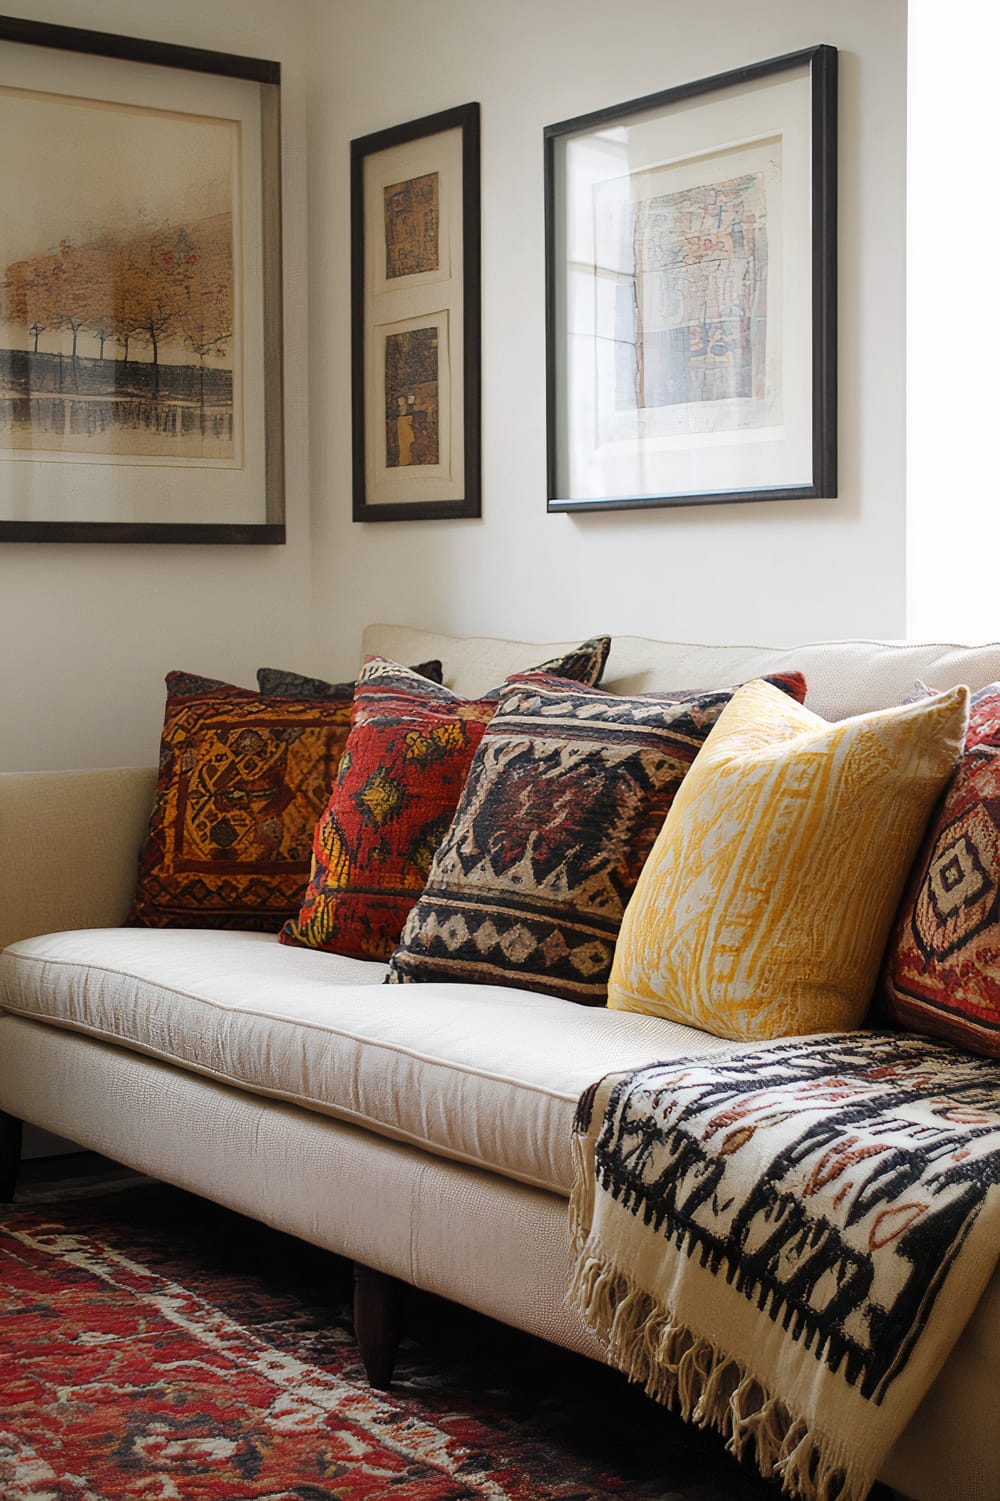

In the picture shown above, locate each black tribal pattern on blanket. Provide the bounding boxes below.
[575,1032,1000,1404]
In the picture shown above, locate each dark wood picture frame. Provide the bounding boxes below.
[545,45,837,513]
[351,103,481,522]
[0,13,284,544]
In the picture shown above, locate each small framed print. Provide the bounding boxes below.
[545,46,837,512]
[0,13,284,543]
[351,103,481,522]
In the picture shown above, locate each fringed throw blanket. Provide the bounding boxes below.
[569,1033,1000,1501]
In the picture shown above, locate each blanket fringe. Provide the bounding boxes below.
[568,1249,869,1501]
[569,1130,595,1257]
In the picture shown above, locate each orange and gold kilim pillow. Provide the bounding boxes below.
[126,673,353,931]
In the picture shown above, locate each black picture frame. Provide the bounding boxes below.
[351,103,481,522]
[545,45,837,513]
[0,13,284,544]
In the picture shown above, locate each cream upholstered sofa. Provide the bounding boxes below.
[2,623,999,1501]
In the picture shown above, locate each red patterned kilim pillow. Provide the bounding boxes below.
[279,659,501,960]
[126,673,352,931]
[387,670,807,1004]
[883,682,1000,1056]
[279,640,611,962]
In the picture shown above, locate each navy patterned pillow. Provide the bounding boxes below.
[257,660,443,699]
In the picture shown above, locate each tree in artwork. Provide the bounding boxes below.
[1,214,234,455]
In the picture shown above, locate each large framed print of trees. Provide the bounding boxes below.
[0,14,284,543]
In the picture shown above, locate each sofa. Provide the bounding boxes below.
[1,622,998,1501]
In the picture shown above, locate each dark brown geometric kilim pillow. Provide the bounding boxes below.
[387,669,807,1004]
[476,636,612,699]
[125,672,353,931]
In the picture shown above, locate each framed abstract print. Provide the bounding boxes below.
[0,14,284,543]
[545,46,837,512]
[351,103,481,522]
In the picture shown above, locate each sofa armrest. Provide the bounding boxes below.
[0,766,157,952]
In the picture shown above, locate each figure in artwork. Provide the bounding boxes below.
[384,327,439,467]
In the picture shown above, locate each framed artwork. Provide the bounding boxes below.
[351,103,481,522]
[0,14,284,543]
[545,45,837,512]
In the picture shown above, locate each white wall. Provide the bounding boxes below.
[307,0,908,658]
[0,0,312,771]
[907,0,997,642]
[0,0,908,776]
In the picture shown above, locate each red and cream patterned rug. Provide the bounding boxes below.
[0,1173,783,1500]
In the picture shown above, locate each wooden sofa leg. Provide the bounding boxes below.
[0,1111,23,1202]
[353,1261,404,1389]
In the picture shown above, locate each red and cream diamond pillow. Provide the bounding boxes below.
[883,681,1000,1056]
[386,670,807,1004]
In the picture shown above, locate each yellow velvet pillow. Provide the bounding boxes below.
[607,678,969,1039]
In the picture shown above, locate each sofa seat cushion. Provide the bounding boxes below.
[0,928,733,1194]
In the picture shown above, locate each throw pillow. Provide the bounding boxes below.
[276,661,497,961]
[126,673,353,931]
[279,639,613,962]
[882,681,1000,1056]
[478,636,612,699]
[608,678,969,1039]
[386,670,808,1004]
[163,669,234,697]
[256,660,443,699]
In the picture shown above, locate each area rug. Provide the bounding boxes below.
[0,1174,783,1501]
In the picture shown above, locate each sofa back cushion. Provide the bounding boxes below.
[362,624,1000,722]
